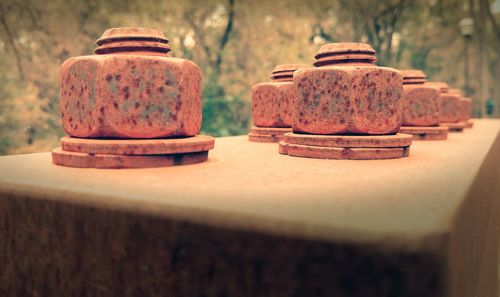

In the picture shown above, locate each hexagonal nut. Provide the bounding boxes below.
[459,98,472,121]
[252,82,294,127]
[402,85,440,126]
[438,94,461,123]
[60,55,202,138]
[293,66,402,134]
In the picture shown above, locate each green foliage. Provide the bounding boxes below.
[0,0,499,155]
[201,81,250,137]
[0,69,20,154]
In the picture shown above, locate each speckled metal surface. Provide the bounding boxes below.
[252,64,308,128]
[399,70,448,140]
[60,135,214,155]
[55,27,212,168]
[399,126,449,141]
[458,97,472,122]
[60,27,202,139]
[51,147,208,169]
[279,141,410,160]
[283,132,412,148]
[440,122,466,132]
[1,120,500,296]
[425,82,461,124]
[248,126,291,143]
[400,70,440,127]
[281,43,407,159]
[293,43,403,135]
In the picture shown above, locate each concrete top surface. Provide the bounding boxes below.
[0,119,499,251]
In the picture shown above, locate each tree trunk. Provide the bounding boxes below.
[494,59,500,117]
[476,0,489,117]
[482,0,500,117]
[0,3,24,81]
[213,0,235,81]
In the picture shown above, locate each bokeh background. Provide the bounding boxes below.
[0,0,499,155]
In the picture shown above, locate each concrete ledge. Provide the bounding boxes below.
[0,119,499,296]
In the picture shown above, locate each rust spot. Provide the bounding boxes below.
[123,86,130,99]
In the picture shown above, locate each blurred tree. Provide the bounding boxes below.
[308,0,419,66]
[482,0,500,117]
[0,0,498,155]
[179,0,251,136]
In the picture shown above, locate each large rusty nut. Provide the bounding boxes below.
[402,86,440,126]
[438,93,461,123]
[60,28,202,139]
[251,64,307,128]
[252,83,294,127]
[459,98,472,121]
[293,66,403,135]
